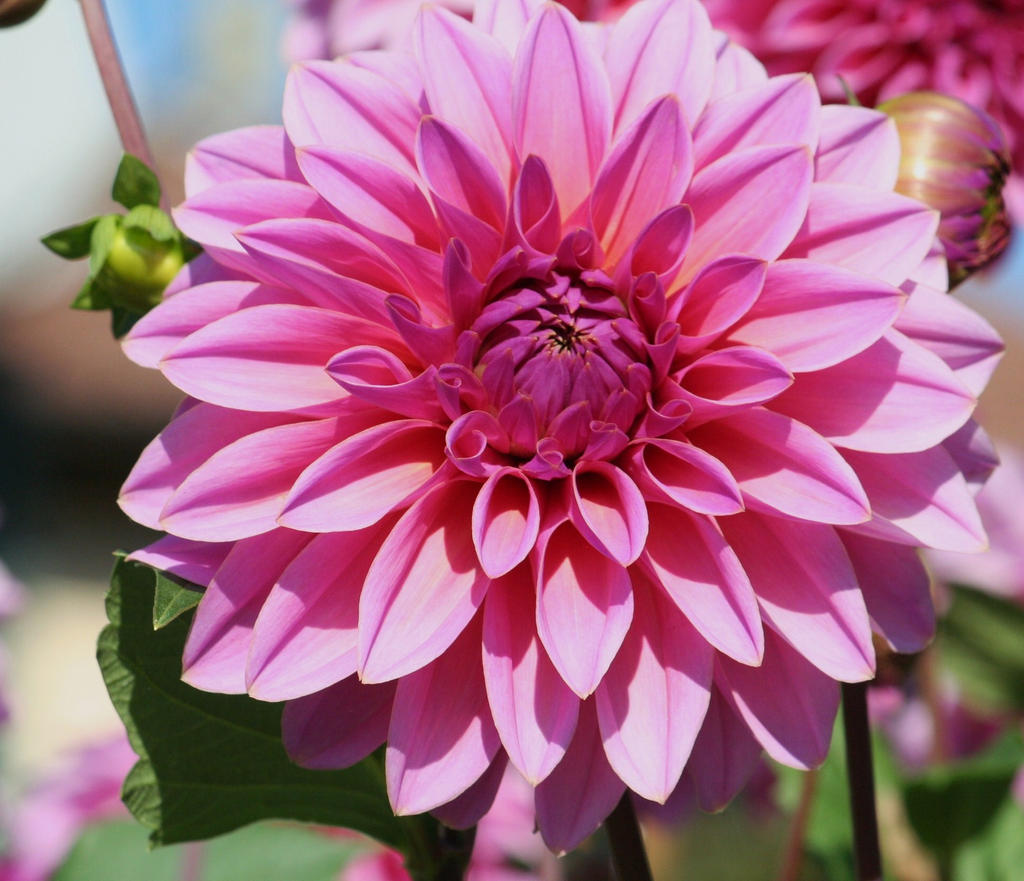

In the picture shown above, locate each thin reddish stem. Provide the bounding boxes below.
[842,682,883,881]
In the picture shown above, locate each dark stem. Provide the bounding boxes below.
[842,682,883,881]
[776,769,818,881]
[78,0,158,173]
[434,826,476,881]
[605,794,654,881]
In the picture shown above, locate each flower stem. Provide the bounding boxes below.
[776,768,818,881]
[605,794,654,881]
[78,0,157,171]
[841,682,883,881]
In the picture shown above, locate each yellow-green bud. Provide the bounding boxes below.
[97,211,184,311]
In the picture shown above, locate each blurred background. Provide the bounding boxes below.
[0,1,1021,879]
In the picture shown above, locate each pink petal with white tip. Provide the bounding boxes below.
[569,462,648,566]
[690,408,870,525]
[127,535,232,589]
[184,125,300,196]
[692,73,820,170]
[535,520,634,698]
[161,304,401,412]
[642,505,763,665]
[182,529,311,693]
[512,4,612,213]
[160,417,341,542]
[360,481,490,683]
[387,617,501,815]
[283,676,395,769]
[774,331,976,454]
[729,260,905,372]
[783,184,938,286]
[246,523,393,701]
[415,6,514,183]
[844,446,987,553]
[595,572,713,803]
[680,145,813,280]
[605,0,715,132]
[814,106,900,190]
[280,420,447,533]
[839,532,934,653]
[626,439,743,516]
[534,701,626,855]
[717,630,839,769]
[472,468,540,578]
[483,568,580,784]
[720,513,875,682]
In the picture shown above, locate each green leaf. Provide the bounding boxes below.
[151,569,202,630]
[41,218,101,260]
[112,154,162,209]
[940,586,1024,711]
[902,730,1024,866]
[98,556,425,854]
[123,205,177,243]
[88,214,121,278]
[52,819,364,881]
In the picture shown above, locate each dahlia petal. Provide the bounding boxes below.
[711,36,768,99]
[672,255,766,343]
[160,417,341,542]
[386,618,501,815]
[720,513,875,682]
[643,505,763,665]
[839,532,934,653]
[122,281,312,370]
[690,408,870,525]
[184,125,300,196]
[415,6,514,183]
[844,447,987,553]
[676,346,793,419]
[622,204,694,287]
[385,295,457,366]
[482,569,580,784]
[684,687,763,812]
[118,402,291,530]
[282,676,396,769]
[943,419,999,491]
[512,155,562,254]
[282,60,419,173]
[534,702,626,855]
[605,0,715,132]
[281,420,447,533]
[569,462,648,566]
[535,521,634,698]
[161,304,400,411]
[626,439,743,516]
[360,481,490,683]
[235,218,410,325]
[162,252,242,299]
[182,529,311,693]
[326,346,444,420]
[296,146,441,248]
[126,535,232,589]
[473,0,542,55]
[717,630,839,769]
[680,145,813,280]
[590,96,693,265]
[895,285,1003,397]
[431,752,508,829]
[783,184,939,287]
[814,106,899,191]
[773,331,976,454]
[444,240,486,331]
[513,3,612,213]
[595,574,713,803]
[728,259,906,372]
[246,524,393,700]
[692,73,820,171]
[472,468,541,578]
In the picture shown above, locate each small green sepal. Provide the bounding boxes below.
[41,218,101,259]
[112,153,162,210]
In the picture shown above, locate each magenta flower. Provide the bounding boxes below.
[703,0,1024,219]
[121,0,1002,852]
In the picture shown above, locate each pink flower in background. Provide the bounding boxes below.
[703,0,1024,218]
[121,0,1002,852]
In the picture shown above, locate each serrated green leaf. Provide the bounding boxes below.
[151,569,202,630]
[51,818,363,881]
[41,217,101,260]
[88,214,121,278]
[940,586,1024,711]
[123,205,177,243]
[112,154,162,209]
[98,557,424,854]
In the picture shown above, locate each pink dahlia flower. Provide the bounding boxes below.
[703,0,1024,218]
[121,0,1002,852]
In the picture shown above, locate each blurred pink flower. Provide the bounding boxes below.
[704,0,1024,218]
[122,0,1001,852]
[0,737,134,881]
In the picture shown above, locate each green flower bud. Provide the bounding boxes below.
[880,91,1012,289]
[0,0,47,27]
[94,209,184,312]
